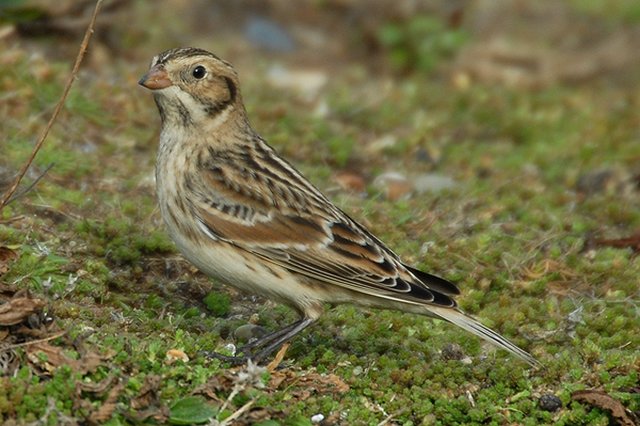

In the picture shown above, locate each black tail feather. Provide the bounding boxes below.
[406,265,461,296]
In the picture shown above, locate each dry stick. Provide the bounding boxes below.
[4,330,67,350]
[267,342,290,372]
[0,0,104,213]
[6,162,54,204]
[219,398,256,426]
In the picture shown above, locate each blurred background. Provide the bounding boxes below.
[2,0,639,197]
[4,0,640,83]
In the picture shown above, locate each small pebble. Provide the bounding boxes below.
[311,413,324,423]
[266,65,327,99]
[373,172,413,201]
[367,134,397,154]
[415,147,435,164]
[234,324,268,344]
[245,16,295,52]
[575,169,615,195]
[413,174,456,194]
[538,393,562,412]
[441,343,465,361]
[333,171,367,193]
[223,343,237,357]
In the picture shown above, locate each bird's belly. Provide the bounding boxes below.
[168,226,324,317]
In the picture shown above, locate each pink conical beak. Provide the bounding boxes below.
[139,65,172,90]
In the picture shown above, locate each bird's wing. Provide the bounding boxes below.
[193,142,459,307]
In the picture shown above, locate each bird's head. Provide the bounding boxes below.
[139,47,243,130]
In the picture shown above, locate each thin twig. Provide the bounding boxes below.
[376,408,407,426]
[5,163,55,204]
[266,342,289,372]
[0,0,104,213]
[218,386,241,417]
[219,397,256,426]
[376,413,395,426]
[0,215,25,224]
[3,330,67,350]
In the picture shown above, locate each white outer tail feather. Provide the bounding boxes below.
[428,306,540,367]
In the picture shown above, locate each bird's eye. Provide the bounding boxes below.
[192,65,206,79]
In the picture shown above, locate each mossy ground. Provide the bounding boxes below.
[1,1,639,425]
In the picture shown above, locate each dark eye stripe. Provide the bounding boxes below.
[195,76,237,117]
[224,76,236,103]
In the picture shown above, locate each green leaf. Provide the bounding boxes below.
[284,415,313,426]
[169,396,217,425]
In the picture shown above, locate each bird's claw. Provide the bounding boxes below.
[200,348,258,365]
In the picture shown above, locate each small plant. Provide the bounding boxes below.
[378,15,468,73]
[204,291,232,317]
[76,218,174,265]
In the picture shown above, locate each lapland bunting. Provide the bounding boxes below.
[139,47,538,366]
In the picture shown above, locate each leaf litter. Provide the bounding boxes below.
[572,389,639,426]
[1,283,116,420]
[0,246,18,276]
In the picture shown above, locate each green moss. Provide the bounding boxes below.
[326,135,355,167]
[76,218,174,265]
[202,291,232,317]
[378,15,468,73]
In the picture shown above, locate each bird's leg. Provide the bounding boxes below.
[203,318,315,365]
[240,318,309,352]
[246,317,315,362]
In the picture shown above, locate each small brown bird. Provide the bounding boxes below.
[139,47,538,366]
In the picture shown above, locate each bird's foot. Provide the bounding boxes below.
[201,349,255,366]
[201,318,315,366]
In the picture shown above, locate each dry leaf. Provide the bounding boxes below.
[131,375,162,410]
[594,232,640,256]
[75,350,104,374]
[0,282,16,296]
[87,382,124,425]
[165,348,189,364]
[0,348,18,376]
[78,376,116,393]
[269,369,349,398]
[572,390,639,426]
[127,406,170,423]
[129,375,170,423]
[0,296,46,326]
[26,342,68,373]
[297,372,350,394]
[197,370,236,394]
[267,342,290,372]
[243,406,285,424]
[26,342,105,374]
[0,246,18,275]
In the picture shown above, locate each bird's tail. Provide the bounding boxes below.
[427,305,540,367]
